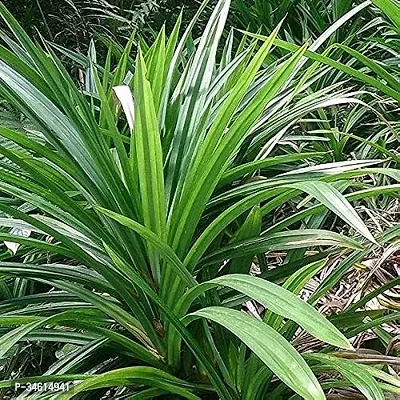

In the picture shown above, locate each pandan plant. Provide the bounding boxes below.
[0,0,398,398]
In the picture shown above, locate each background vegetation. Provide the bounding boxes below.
[0,0,398,399]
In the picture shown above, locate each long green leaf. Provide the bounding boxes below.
[183,274,351,349]
[288,180,377,244]
[133,51,167,284]
[59,367,200,400]
[308,354,385,400]
[200,229,363,267]
[186,307,325,400]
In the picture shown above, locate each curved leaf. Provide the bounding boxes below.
[59,367,201,400]
[186,307,325,400]
[200,229,363,267]
[308,354,385,400]
[184,274,351,350]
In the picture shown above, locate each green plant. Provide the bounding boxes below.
[232,0,400,52]
[0,0,159,52]
[0,0,398,399]
[232,0,358,43]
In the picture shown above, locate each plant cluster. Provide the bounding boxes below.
[1,0,159,52]
[0,0,398,399]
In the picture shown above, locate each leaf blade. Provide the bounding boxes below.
[187,307,325,400]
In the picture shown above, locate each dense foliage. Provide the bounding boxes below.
[1,0,159,51]
[0,0,398,399]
